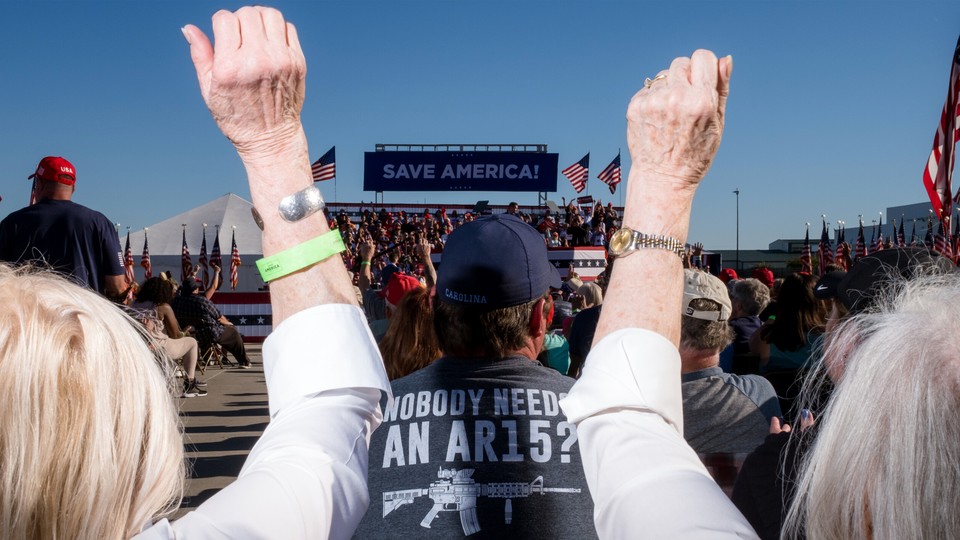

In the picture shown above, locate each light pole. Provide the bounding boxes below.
[733,188,740,272]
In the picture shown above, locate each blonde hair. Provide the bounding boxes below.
[785,272,960,539]
[0,264,184,539]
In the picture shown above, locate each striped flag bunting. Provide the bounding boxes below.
[430,246,607,281]
[562,153,589,193]
[230,230,241,290]
[312,146,336,182]
[800,224,812,274]
[181,229,192,282]
[818,219,833,275]
[141,230,152,279]
[922,34,960,222]
[598,152,621,195]
[124,231,135,284]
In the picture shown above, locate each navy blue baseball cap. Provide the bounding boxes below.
[437,214,561,308]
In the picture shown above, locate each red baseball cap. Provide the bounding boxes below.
[384,273,423,308]
[28,156,76,186]
[718,268,739,283]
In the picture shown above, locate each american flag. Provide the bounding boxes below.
[911,219,919,246]
[598,152,621,195]
[181,229,192,282]
[935,220,953,259]
[954,214,960,263]
[230,229,241,290]
[818,219,833,275]
[922,34,960,222]
[924,217,935,248]
[312,146,336,182]
[210,231,222,269]
[800,225,812,274]
[897,218,906,248]
[855,219,868,258]
[140,230,152,279]
[198,230,209,289]
[872,216,884,253]
[835,225,847,270]
[562,153,589,194]
[123,231,135,284]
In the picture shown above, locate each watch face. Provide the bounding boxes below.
[609,228,633,256]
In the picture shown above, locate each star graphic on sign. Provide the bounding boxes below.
[239,317,247,324]
[257,317,265,324]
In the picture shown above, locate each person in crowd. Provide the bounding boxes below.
[750,272,826,373]
[680,270,780,454]
[133,276,206,397]
[734,247,956,539]
[0,156,126,299]
[751,266,774,290]
[718,267,738,283]
[172,278,252,369]
[539,292,572,375]
[506,201,519,215]
[573,282,603,311]
[718,277,770,372]
[379,286,440,380]
[0,7,391,537]
[355,213,598,538]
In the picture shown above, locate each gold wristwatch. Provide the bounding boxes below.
[608,227,685,259]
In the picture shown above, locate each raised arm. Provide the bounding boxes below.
[594,51,731,346]
[560,52,757,538]
[166,8,389,539]
[183,8,354,325]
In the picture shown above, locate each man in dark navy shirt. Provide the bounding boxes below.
[0,156,125,297]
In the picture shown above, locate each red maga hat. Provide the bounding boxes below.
[28,156,76,186]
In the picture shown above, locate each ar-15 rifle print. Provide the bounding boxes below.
[382,467,581,536]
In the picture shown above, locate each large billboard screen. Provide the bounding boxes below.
[364,151,559,192]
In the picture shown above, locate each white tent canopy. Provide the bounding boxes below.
[123,193,265,291]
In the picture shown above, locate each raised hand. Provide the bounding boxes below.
[182,7,306,158]
[626,50,732,191]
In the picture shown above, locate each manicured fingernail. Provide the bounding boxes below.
[181,26,191,44]
[801,409,810,420]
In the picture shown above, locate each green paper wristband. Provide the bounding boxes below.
[256,230,346,282]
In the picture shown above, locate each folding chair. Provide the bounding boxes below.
[176,314,231,374]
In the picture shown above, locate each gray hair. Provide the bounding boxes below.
[730,278,770,316]
[785,272,960,538]
[680,298,733,353]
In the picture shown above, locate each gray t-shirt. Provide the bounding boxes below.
[356,356,598,539]
[681,366,781,454]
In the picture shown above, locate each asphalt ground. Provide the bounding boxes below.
[174,343,268,519]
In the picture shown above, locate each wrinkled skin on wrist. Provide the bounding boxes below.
[626,50,732,191]
[183,7,306,158]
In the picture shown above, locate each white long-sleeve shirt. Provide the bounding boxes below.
[137,304,391,540]
[560,328,758,539]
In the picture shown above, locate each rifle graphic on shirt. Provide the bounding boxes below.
[382,467,581,536]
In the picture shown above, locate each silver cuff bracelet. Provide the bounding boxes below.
[252,185,326,231]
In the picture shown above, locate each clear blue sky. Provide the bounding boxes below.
[2,0,959,249]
